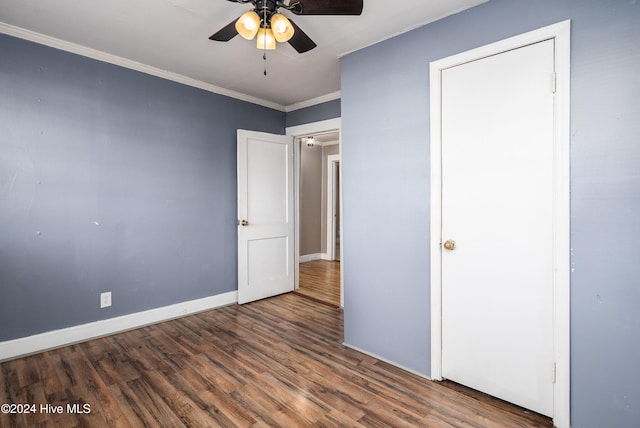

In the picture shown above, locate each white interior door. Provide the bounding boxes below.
[441,40,555,416]
[237,130,294,304]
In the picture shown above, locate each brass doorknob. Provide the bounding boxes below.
[443,240,456,251]
[239,219,249,227]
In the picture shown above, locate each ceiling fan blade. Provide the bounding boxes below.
[209,19,239,41]
[289,0,363,15]
[287,19,317,53]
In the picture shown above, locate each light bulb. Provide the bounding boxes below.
[235,11,260,40]
[270,13,295,43]
[256,27,276,50]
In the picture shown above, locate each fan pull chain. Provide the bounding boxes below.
[263,53,267,76]
[263,2,267,76]
[263,40,267,76]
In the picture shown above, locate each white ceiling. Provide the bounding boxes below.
[0,0,486,110]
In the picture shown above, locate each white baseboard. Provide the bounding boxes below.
[299,253,334,262]
[299,253,324,263]
[343,342,431,381]
[0,291,238,362]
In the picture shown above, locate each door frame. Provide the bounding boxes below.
[326,154,341,261]
[429,21,571,428]
[286,118,344,307]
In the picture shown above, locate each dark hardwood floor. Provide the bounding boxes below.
[0,293,552,427]
[297,260,341,308]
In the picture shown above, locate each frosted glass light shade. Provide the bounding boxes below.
[270,13,295,43]
[235,11,260,40]
[256,28,276,50]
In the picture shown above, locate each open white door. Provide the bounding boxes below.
[237,130,294,304]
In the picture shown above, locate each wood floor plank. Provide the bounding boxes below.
[16,356,41,389]
[35,352,66,403]
[0,292,552,427]
[107,382,150,428]
[297,260,341,307]
[173,365,256,427]
[125,376,186,428]
[55,346,125,428]
[142,365,230,427]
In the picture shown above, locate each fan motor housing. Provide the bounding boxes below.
[254,0,278,12]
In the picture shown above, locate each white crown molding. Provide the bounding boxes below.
[0,22,286,112]
[285,90,341,112]
[0,291,238,362]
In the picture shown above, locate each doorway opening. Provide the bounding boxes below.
[286,118,343,308]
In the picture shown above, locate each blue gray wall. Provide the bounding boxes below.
[340,1,640,427]
[0,34,284,341]
[285,98,341,128]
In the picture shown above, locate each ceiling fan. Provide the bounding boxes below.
[209,0,364,53]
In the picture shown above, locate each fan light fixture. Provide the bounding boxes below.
[270,13,295,43]
[256,27,276,50]
[235,11,260,40]
[234,10,294,50]
[209,0,363,55]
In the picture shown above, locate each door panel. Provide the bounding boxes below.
[441,40,555,416]
[238,130,294,304]
[247,139,289,223]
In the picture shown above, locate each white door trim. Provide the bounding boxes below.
[429,20,571,428]
[286,118,344,307]
[326,154,341,261]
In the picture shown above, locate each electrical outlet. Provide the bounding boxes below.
[100,292,112,308]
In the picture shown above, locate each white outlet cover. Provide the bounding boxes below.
[100,292,112,308]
